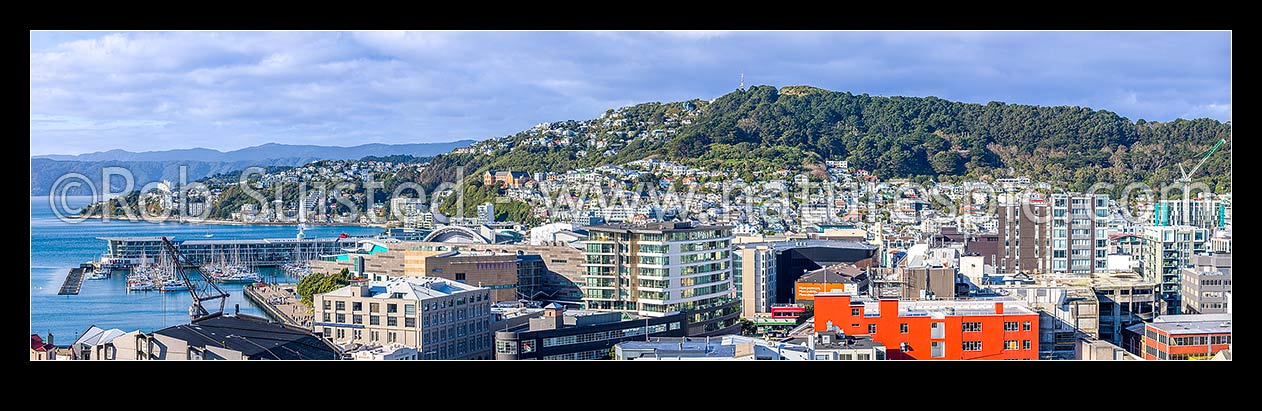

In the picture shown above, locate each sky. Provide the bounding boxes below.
[30,31,1231,156]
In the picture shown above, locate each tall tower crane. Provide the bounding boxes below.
[160,236,229,320]
[1176,138,1227,226]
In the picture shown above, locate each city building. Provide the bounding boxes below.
[1152,197,1229,230]
[421,251,526,302]
[581,222,740,336]
[612,334,878,361]
[391,197,427,219]
[346,343,419,360]
[1140,313,1232,360]
[314,277,493,360]
[494,303,689,360]
[1046,193,1109,274]
[477,202,496,224]
[1142,225,1209,314]
[1092,271,1159,345]
[813,293,1040,360]
[733,243,777,318]
[1181,252,1232,314]
[995,197,1047,273]
[1076,338,1140,360]
[869,265,957,300]
[484,170,530,188]
[986,283,1099,359]
[30,333,57,360]
[70,325,128,360]
[794,263,866,305]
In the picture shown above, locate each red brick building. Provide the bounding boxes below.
[813,293,1039,360]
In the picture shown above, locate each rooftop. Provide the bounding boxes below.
[1147,314,1232,335]
[585,221,732,233]
[153,314,339,360]
[323,277,483,300]
[798,263,865,284]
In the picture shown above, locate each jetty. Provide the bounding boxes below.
[58,265,90,295]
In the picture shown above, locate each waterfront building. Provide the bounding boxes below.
[313,277,492,360]
[1142,225,1209,314]
[105,314,341,360]
[30,334,57,360]
[581,222,740,336]
[813,293,1040,360]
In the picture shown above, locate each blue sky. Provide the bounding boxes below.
[30,31,1231,156]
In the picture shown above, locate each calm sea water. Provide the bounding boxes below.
[30,196,383,340]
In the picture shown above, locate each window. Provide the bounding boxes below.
[405,317,416,328]
[839,353,852,360]
[962,322,982,332]
[1004,322,1019,332]
[335,328,345,339]
[931,341,945,358]
[1023,340,1031,350]
[521,340,536,354]
[371,331,379,342]
[388,332,397,343]
[370,315,380,326]
[1004,340,1019,350]
[900,323,909,334]
[335,301,345,311]
[851,308,861,316]
[322,313,331,322]
[962,341,982,351]
[352,315,362,325]
[1022,321,1031,331]
[388,317,398,327]
[370,303,380,313]
[322,300,331,310]
[387,304,398,313]
[857,353,870,361]
[405,304,416,315]
[335,314,345,323]
[353,329,362,340]
[868,324,877,334]
[352,302,362,312]
[322,327,331,337]
[456,273,466,281]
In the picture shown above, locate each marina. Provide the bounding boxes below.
[30,196,383,338]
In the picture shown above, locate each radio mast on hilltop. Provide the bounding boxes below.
[739,71,745,90]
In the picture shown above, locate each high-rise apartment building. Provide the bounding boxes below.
[1142,225,1209,314]
[1152,197,1229,230]
[1181,253,1232,314]
[733,244,776,318]
[1047,193,1110,275]
[996,197,1047,273]
[581,222,740,335]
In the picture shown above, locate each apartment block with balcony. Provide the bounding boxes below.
[581,222,740,336]
[313,277,493,360]
[1047,193,1110,275]
[1142,225,1209,314]
[734,243,777,318]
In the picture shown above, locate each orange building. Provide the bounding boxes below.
[813,293,1039,360]
[794,264,865,305]
[1140,314,1231,360]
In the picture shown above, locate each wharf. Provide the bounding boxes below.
[243,283,313,328]
[58,266,87,295]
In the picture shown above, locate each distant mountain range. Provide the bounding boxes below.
[30,141,475,195]
[34,141,477,162]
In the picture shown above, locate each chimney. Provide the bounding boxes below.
[994,302,1004,315]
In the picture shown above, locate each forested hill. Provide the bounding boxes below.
[664,85,1231,192]
[423,85,1230,200]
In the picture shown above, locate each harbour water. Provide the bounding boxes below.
[30,196,383,340]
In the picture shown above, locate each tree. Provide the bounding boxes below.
[296,267,351,306]
[739,318,758,336]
